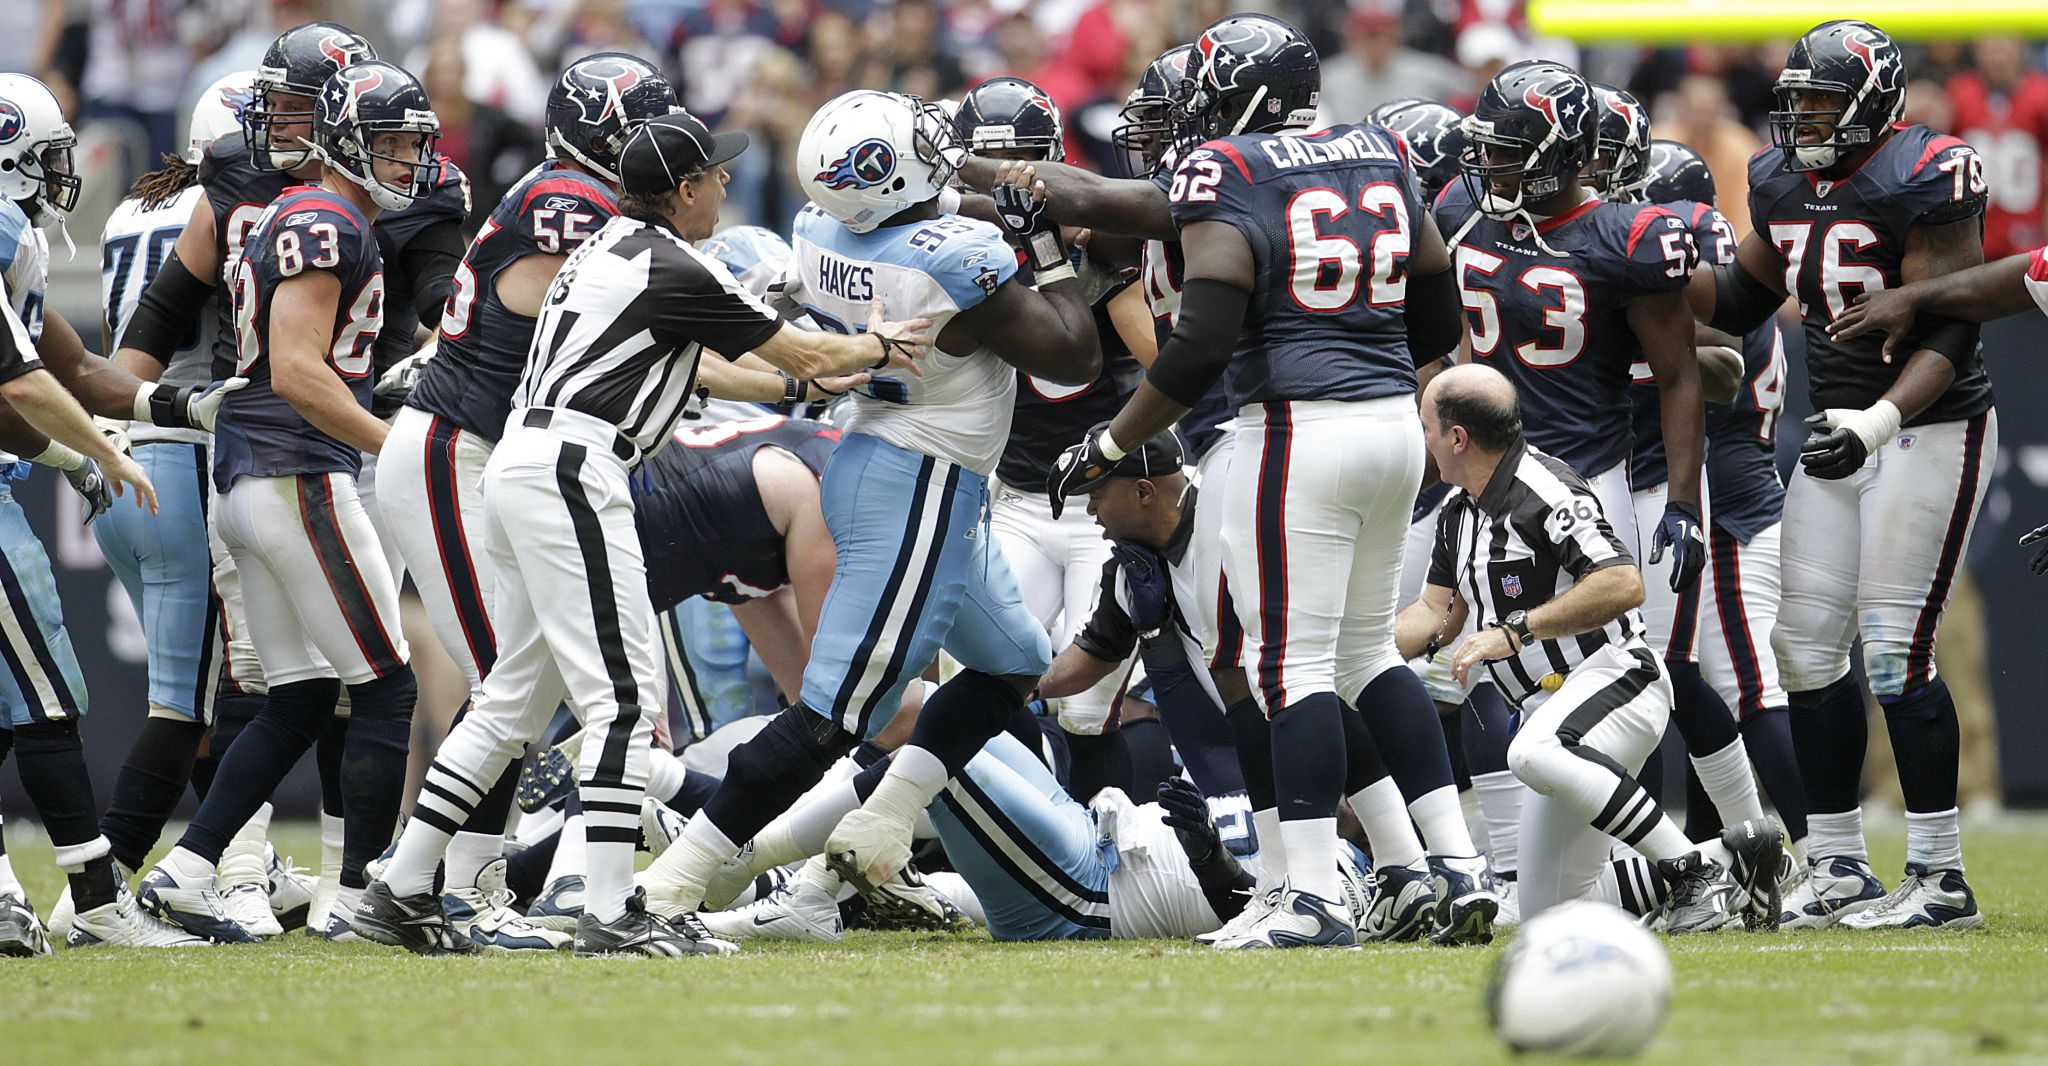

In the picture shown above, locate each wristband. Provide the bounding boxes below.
[1097,428,1127,463]
[780,372,809,405]
[30,440,86,472]
[871,332,891,370]
[1033,261,1077,287]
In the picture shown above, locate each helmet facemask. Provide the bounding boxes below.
[1769,82,1871,172]
[18,131,79,224]
[325,119,441,212]
[1113,95,1173,178]
[909,96,964,188]
[245,76,327,172]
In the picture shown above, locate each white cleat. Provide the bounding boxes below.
[138,861,257,943]
[1211,883,1359,950]
[69,886,207,948]
[1195,885,1281,945]
[267,849,316,933]
[641,799,689,860]
[1838,864,1984,931]
[701,879,844,943]
[316,886,365,942]
[0,891,52,957]
[1494,879,1520,928]
[48,860,134,944]
[444,858,572,951]
[219,837,283,939]
[824,808,914,894]
[1780,855,1888,930]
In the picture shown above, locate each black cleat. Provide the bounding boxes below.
[349,881,478,955]
[1657,852,1737,935]
[1719,818,1786,931]
[574,888,737,957]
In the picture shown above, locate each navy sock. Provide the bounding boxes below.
[505,830,557,903]
[101,716,205,871]
[1271,692,1345,822]
[1120,717,1178,798]
[1741,707,1809,843]
[1440,702,1471,791]
[1666,661,1740,756]
[1064,727,1131,805]
[1878,678,1961,814]
[1463,684,1513,776]
[1005,699,1048,769]
[660,768,723,818]
[317,712,349,819]
[1224,697,1276,813]
[905,670,1025,779]
[698,706,853,846]
[1355,667,1458,801]
[1141,635,1246,798]
[1339,699,1392,795]
[13,721,105,866]
[339,670,417,888]
[1789,674,1866,815]
[179,679,339,864]
[193,690,264,801]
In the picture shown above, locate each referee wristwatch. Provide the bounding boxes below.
[1500,610,1532,650]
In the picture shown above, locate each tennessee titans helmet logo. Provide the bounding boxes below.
[0,100,21,145]
[815,137,897,190]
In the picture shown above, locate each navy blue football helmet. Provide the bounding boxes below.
[1769,20,1907,172]
[245,22,377,171]
[1114,44,1194,177]
[1368,97,1467,202]
[546,52,678,184]
[955,76,1064,162]
[1460,60,1596,220]
[1590,84,1652,201]
[1645,139,1716,206]
[315,61,440,211]
[1174,15,1319,147]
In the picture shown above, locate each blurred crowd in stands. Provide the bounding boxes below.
[4,0,2046,254]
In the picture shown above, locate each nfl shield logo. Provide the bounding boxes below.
[1815,180,1834,197]
[1511,222,1532,241]
[1501,574,1523,598]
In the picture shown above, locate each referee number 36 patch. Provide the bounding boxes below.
[1546,499,1598,540]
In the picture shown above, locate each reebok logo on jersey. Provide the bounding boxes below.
[286,211,318,226]
[543,196,581,211]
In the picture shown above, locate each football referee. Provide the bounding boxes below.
[1393,364,1782,934]
[361,112,933,958]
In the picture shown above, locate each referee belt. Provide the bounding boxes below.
[521,407,638,466]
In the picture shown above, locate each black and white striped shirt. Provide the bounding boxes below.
[1427,438,1647,704]
[515,214,782,457]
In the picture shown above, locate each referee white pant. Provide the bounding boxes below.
[376,405,499,698]
[992,486,1124,735]
[394,408,665,924]
[1506,643,1675,920]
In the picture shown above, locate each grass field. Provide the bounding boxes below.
[4,816,2046,1066]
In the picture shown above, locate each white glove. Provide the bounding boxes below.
[375,344,435,400]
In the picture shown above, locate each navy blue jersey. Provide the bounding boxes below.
[1435,180,1697,477]
[998,255,1144,492]
[409,164,618,443]
[369,159,469,417]
[1629,200,1739,491]
[635,416,839,609]
[1705,319,1788,542]
[215,188,384,491]
[1167,123,1423,407]
[1748,124,1994,426]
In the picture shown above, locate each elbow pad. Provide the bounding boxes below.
[1912,314,1982,370]
[120,253,211,362]
[1145,278,1249,408]
[1708,258,1781,336]
[1404,266,1461,363]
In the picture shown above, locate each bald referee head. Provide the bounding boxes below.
[1421,363,1523,495]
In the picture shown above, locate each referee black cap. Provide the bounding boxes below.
[1106,431,1187,479]
[620,112,750,198]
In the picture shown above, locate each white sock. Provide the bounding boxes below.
[1250,808,1287,888]
[793,855,842,897]
[1277,818,1341,902]
[512,804,563,847]
[1633,817,1701,865]
[1806,808,1869,864]
[545,813,586,888]
[445,832,503,891]
[1408,783,1479,857]
[775,780,864,865]
[164,845,216,881]
[1471,771,1524,876]
[320,812,345,881]
[239,802,274,840]
[1904,808,1962,872]
[0,853,20,897]
[648,748,687,804]
[1346,777,1424,869]
[1690,738,1766,827]
[862,746,948,828]
[646,816,739,913]
[380,814,454,897]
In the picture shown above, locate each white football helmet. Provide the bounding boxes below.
[187,72,258,164]
[0,73,80,225]
[798,90,961,234]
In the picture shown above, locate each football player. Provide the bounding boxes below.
[1694,21,1992,929]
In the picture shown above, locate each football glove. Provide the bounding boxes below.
[374,346,435,403]
[2020,522,2048,576]
[1647,501,1705,593]
[1799,401,1901,481]
[1110,541,1171,633]
[1156,776,1222,867]
[1046,421,1120,520]
[62,457,112,524]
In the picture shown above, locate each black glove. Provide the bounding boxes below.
[1047,421,1120,520]
[1799,413,1870,481]
[2021,523,2048,576]
[1156,776,1221,867]
[62,458,113,524]
[992,180,1052,242]
[1647,500,1705,593]
[1110,541,1171,632]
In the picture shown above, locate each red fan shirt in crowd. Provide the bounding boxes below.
[1949,70,2048,259]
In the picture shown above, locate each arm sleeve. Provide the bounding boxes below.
[1405,266,1461,363]
[656,249,786,359]
[115,251,210,362]
[1144,277,1249,407]
[1072,558,1141,662]
[397,218,465,332]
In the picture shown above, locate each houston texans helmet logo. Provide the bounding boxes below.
[1605,92,1643,140]
[318,33,371,69]
[1524,83,1573,130]
[325,67,385,123]
[570,61,646,126]
[815,137,897,190]
[1841,28,1883,73]
[0,101,22,145]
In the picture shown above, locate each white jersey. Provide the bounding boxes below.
[790,202,1018,475]
[1090,788,1223,939]
[103,186,214,445]
[0,199,49,465]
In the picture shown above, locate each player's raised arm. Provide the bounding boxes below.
[955,155,1176,241]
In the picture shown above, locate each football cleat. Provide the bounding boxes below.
[48,859,135,943]
[350,881,477,955]
[1780,854,1887,929]
[268,849,316,932]
[1657,852,1739,935]
[362,837,401,885]
[1334,851,1373,932]
[824,808,915,895]
[1838,864,1985,930]
[1719,818,1785,931]
[317,886,365,942]
[1195,885,1280,945]
[217,836,282,938]
[526,875,586,933]
[138,862,258,943]
[1494,878,1520,928]
[1427,855,1501,946]
[443,858,571,952]
[700,879,844,943]
[1360,859,1438,942]
[0,891,52,957]
[68,886,206,948]
[641,798,688,860]
[575,888,737,957]
[220,882,282,939]
[517,734,581,814]
[857,863,974,933]
[700,840,766,912]
[1211,883,1359,950]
